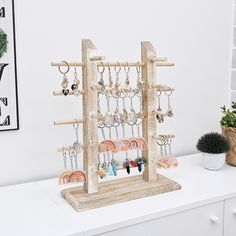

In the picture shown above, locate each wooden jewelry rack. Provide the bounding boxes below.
[51,39,181,212]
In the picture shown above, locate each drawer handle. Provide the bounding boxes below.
[210,215,220,223]
[233,209,236,216]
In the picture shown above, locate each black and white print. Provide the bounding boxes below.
[0,0,18,131]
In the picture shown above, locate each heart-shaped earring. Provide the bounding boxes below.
[62,89,69,96]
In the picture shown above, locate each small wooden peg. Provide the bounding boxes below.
[54,119,84,126]
[90,56,106,61]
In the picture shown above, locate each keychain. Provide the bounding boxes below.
[58,61,70,96]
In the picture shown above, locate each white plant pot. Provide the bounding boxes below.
[202,153,226,171]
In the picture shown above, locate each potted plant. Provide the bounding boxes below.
[221,102,236,166]
[196,132,230,170]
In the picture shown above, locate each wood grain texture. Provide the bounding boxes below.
[82,39,99,193]
[141,41,158,182]
[61,174,181,212]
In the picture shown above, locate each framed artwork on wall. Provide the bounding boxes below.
[0,0,19,131]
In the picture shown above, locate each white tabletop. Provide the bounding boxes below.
[1,153,236,236]
[0,182,81,236]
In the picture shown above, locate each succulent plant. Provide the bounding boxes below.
[196,132,230,154]
[0,28,7,58]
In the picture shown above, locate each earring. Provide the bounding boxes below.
[73,124,82,154]
[165,91,174,117]
[107,152,114,176]
[58,61,70,96]
[135,62,145,95]
[73,150,78,170]
[104,93,114,127]
[106,63,113,95]
[123,63,132,96]
[69,147,74,171]
[156,91,162,112]
[71,66,81,96]
[111,62,121,98]
[97,61,106,94]
[111,157,118,176]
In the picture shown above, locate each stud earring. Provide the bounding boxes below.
[58,61,70,96]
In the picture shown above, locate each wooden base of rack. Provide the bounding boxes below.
[61,174,181,212]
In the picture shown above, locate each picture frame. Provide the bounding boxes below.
[0,0,19,131]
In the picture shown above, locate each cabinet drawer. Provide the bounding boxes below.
[96,202,223,236]
[224,197,236,236]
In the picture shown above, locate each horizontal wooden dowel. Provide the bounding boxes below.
[90,56,106,61]
[54,118,84,125]
[150,57,167,62]
[51,61,174,67]
[152,134,175,140]
[51,62,84,67]
[150,84,174,91]
[53,90,85,96]
[57,145,85,152]
[156,62,175,66]
[116,165,141,171]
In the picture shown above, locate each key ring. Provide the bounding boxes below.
[58,61,70,75]
[97,61,105,74]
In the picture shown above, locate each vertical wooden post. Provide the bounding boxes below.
[141,41,158,182]
[82,39,98,193]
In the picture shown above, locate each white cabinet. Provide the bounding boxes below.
[224,198,236,236]
[97,202,223,236]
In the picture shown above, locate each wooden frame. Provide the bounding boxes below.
[51,39,180,211]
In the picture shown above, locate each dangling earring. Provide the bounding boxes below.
[71,65,81,96]
[156,91,162,112]
[165,91,174,117]
[73,123,82,154]
[97,61,106,94]
[58,61,70,96]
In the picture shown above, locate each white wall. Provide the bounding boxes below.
[0,0,232,186]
